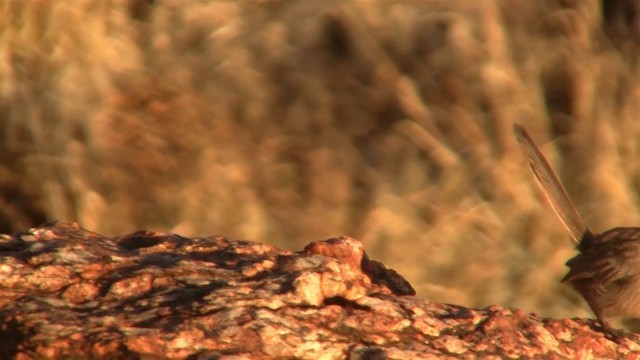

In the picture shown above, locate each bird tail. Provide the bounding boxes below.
[513,124,590,244]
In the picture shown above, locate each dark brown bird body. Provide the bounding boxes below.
[513,124,640,332]
[564,227,640,322]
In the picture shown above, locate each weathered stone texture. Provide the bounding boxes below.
[0,222,639,359]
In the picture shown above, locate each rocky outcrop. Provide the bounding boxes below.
[0,222,638,359]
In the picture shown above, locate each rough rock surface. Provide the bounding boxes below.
[1,222,639,359]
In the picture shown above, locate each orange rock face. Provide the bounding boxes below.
[0,222,638,358]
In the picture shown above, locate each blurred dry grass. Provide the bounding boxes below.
[1,0,639,322]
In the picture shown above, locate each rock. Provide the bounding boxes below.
[0,222,638,359]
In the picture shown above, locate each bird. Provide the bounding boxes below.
[513,123,640,334]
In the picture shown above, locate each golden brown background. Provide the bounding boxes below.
[2,0,639,323]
